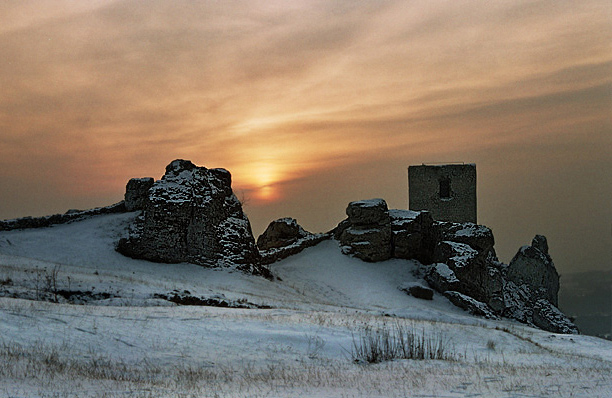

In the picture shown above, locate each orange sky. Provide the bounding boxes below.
[1,0,611,273]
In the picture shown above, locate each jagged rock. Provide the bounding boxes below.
[431,240,505,310]
[400,282,434,300]
[507,236,559,306]
[444,291,498,319]
[125,177,154,211]
[424,263,460,292]
[338,199,393,262]
[532,299,579,334]
[433,241,480,271]
[438,222,495,254]
[531,234,549,256]
[117,159,267,276]
[257,218,308,250]
[501,281,534,324]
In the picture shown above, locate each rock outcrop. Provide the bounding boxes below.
[258,218,330,265]
[337,199,393,262]
[507,235,559,306]
[334,198,578,334]
[257,218,309,250]
[117,160,268,277]
[124,177,154,211]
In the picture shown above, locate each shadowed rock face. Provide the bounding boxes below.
[338,199,392,262]
[124,177,154,211]
[507,235,559,306]
[257,218,308,250]
[257,218,330,265]
[117,160,267,276]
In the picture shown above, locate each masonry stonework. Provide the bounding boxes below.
[408,164,477,223]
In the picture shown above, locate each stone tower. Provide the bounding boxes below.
[408,163,477,223]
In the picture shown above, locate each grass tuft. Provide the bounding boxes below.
[350,322,456,363]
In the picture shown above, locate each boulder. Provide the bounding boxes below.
[338,199,393,262]
[124,177,154,211]
[117,159,267,276]
[400,282,434,300]
[424,263,460,292]
[258,218,330,264]
[257,218,308,250]
[346,199,390,227]
[507,236,559,306]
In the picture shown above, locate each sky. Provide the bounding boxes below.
[1,0,610,274]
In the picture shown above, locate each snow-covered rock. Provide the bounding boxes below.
[424,263,460,293]
[338,199,393,262]
[116,159,267,276]
[444,291,498,319]
[507,235,559,306]
[258,218,330,265]
[334,199,577,334]
[438,221,495,253]
[257,218,309,250]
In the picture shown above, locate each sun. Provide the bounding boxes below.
[237,162,283,203]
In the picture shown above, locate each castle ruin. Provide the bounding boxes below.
[408,163,477,224]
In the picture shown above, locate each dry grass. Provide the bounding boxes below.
[349,322,456,363]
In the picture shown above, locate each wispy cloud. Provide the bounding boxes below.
[0,0,610,270]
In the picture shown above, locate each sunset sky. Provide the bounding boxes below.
[1,0,610,274]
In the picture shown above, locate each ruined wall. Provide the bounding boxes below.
[408,164,477,224]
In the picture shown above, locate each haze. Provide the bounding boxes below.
[1,1,610,274]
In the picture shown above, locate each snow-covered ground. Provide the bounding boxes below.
[0,213,610,397]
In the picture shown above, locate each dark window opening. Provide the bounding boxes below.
[439,179,451,199]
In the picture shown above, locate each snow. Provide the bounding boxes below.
[350,198,386,208]
[388,209,419,220]
[444,241,479,267]
[0,214,611,397]
[433,263,459,282]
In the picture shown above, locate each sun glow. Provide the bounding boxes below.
[236,162,283,203]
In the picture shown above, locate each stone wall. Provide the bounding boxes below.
[408,164,477,223]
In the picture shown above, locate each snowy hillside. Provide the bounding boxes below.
[0,213,611,397]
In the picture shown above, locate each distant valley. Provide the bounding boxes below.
[559,269,612,340]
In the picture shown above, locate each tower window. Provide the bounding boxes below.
[439,179,451,199]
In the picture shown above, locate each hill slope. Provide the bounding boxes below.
[0,214,611,397]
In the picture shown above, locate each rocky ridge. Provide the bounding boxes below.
[0,202,126,231]
[333,198,578,334]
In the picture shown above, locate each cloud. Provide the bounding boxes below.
[0,0,610,272]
